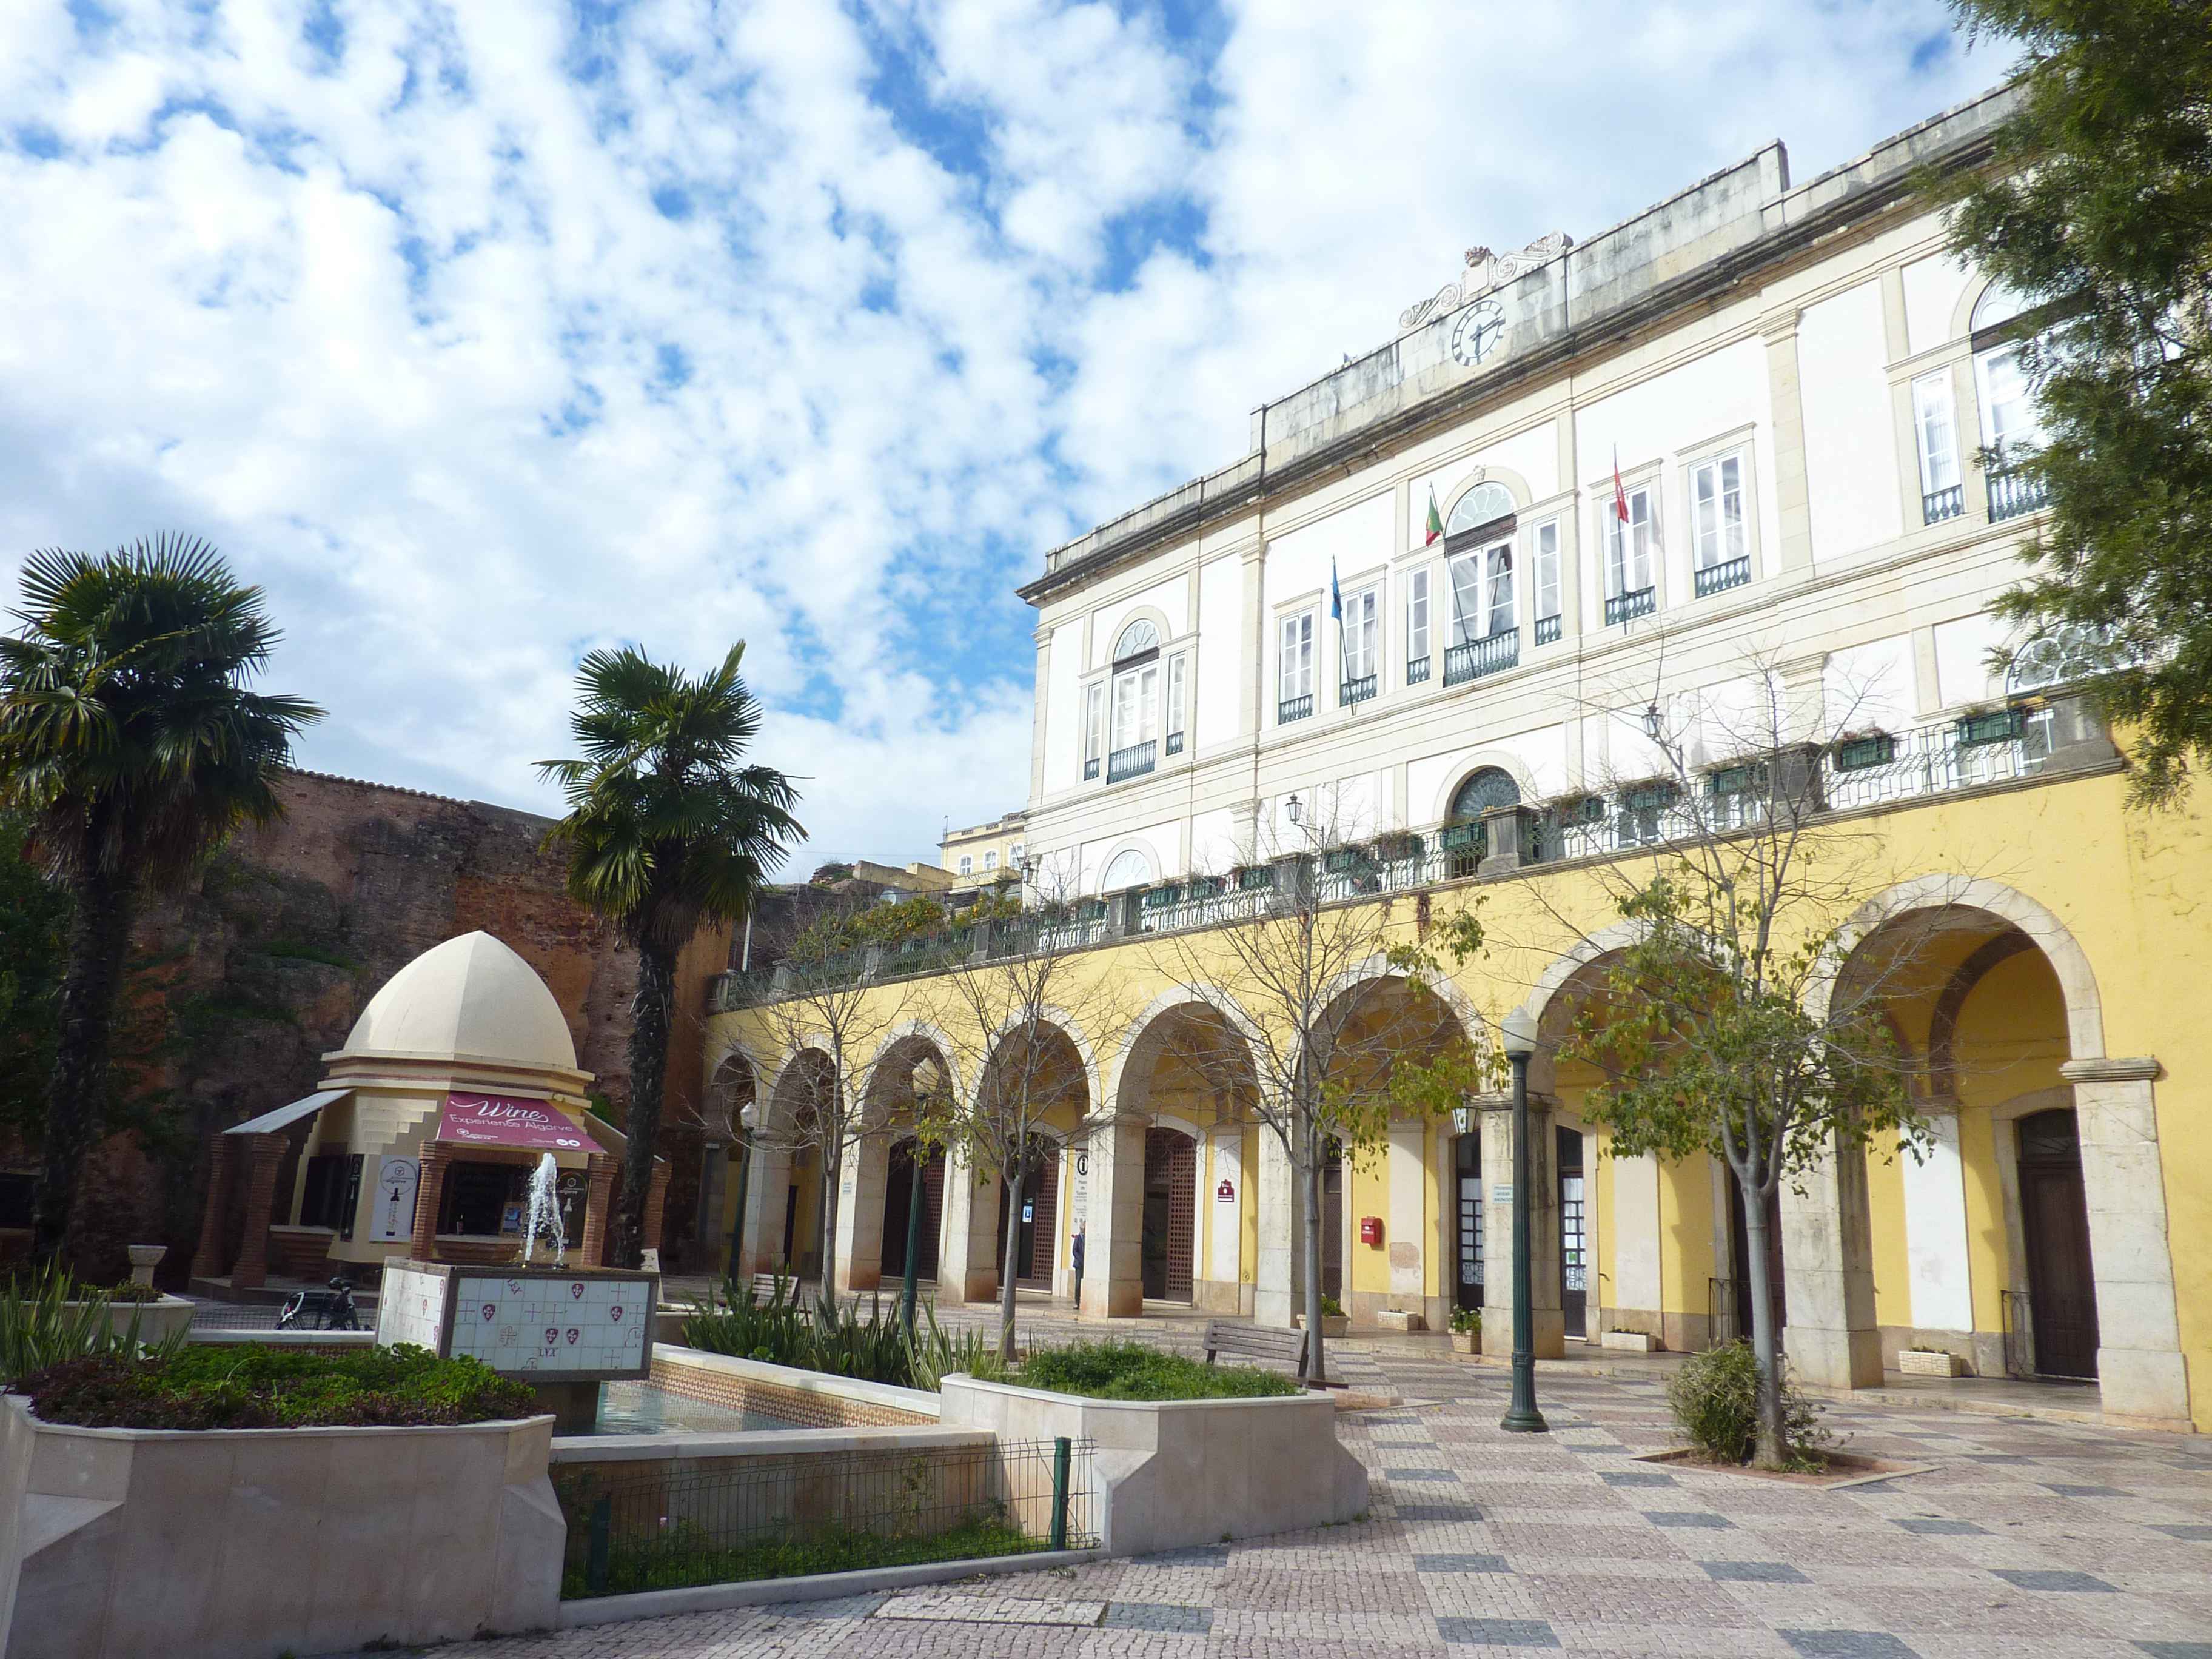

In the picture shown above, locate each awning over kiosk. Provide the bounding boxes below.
[223,1088,350,1136]
[438,1092,605,1153]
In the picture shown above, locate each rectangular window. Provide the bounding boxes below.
[1278,611,1313,702]
[1407,569,1430,669]
[1689,453,1746,571]
[1447,551,1485,645]
[982,851,997,870]
[1533,520,1560,623]
[1484,545,1514,637]
[1342,588,1378,680]
[1912,372,1961,495]
[959,855,972,875]
[1975,343,2044,455]
[1083,682,1104,779]
[1606,487,1657,597]
[1010,842,1024,863]
[1166,653,1187,742]
[1112,663,1159,749]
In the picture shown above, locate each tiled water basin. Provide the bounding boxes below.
[591,1380,804,1435]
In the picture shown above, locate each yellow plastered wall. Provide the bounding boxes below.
[1350,1148,1390,1297]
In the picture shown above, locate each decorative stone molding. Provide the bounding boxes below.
[2059,1057,2162,1085]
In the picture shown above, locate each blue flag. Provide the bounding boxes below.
[1330,558,1342,622]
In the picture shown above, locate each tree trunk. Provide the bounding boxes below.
[613,937,675,1270]
[1302,1138,1329,1388]
[997,1141,1024,1365]
[1741,1176,1788,1470]
[818,1131,843,1306]
[36,869,133,1267]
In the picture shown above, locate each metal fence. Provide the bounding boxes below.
[560,1436,1098,1599]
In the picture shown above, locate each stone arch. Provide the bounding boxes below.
[1098,841,1159,894]
[1441,469,1529,535]
[1099,603,1175,669]
[845,1027,963,1295]
[1926,931,2036,1096]
[1422,749,1543,826]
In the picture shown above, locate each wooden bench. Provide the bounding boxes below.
[1202,1320,1309,1378]
[749,1272,810,1306]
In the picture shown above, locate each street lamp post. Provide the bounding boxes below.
[726,1100,759,1285]
[899,1142,927,1340]
[1498,1007,1548,1433]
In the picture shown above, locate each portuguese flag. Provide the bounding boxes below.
[1424,486,1444,546]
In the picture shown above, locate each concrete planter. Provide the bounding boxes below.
[60,1295,194,1349]
[1897,1347,1965,1378]
[0,1398,561,1659]
[1449,1330,1480,1356]
[1374,1310,1424,1333]
[1293,1313,1349,1338]
[1600,1330,1657,1354]
[937,1374,1366,1557]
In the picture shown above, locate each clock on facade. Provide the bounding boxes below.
[1450,298,1507,367]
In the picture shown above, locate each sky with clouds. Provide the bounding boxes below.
[0,1,2010,873]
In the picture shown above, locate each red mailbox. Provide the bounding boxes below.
[1359,1215,1384,1247]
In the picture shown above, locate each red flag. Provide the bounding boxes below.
[1612,447,1631,524]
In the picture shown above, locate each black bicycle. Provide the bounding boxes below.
[276,1275,361,1331]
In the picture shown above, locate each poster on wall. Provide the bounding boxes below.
[369,1156,420,1244]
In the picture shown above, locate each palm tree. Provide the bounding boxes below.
[0,537,324,1264]
[538,644,800,1269]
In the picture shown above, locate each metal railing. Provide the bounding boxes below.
[1106,740,1156,783]
[1278,692,1314,723]
[1534,614,1561,646]
[1922,483,1965,524]
[1406,655,1432,685]
[1987,464,2049,522]
[1341,673,1377,707]
[1082,757,1099,780]
[1443,629,1517,686]
[561,1436,1097,1599]
[1605,586,1656,625]
[1694,555,1750,598]
[708,702,2105,1010]
[1165,730,1184,756]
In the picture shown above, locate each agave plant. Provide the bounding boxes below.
[0,1262,187,1386]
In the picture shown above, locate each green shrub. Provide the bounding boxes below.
[1665,1341,1829,1468]
[1448,1307,1480,1336]
[1318,1295,1344,1319]
[0,1264,186,1385]
[1011,1340,1301,1401]
[15,1343,535,1430]
[678,1276,997,1392]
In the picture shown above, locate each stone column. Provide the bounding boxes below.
[1480,1093,1563,1358]
[1080,1116,1147,1318]
[1476,805,1540,876]
[1780,1132,1882,1388]
[230,1133,288,1291]
[191,1137,237,1281]
[834,1133,890,1293]
[1760,308,1814,572]
[1253,1121,1302,1326]
[409,1144,451,1264]
[739,1141,792,1279]
[2060,1058,2190,1426]
[579,1152,618,1269]
[938,1147,1002,1305]
[642,1160,672,1258]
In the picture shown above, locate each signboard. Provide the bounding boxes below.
[369,1156,419,1244]
[1492,1184,1513,1204]
[438,1093,600,1153]
[377,1260,656,1381]
[1070,1150,1088,1233]
[1215,1178,1236,1204]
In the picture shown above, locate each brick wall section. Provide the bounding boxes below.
[87,768,726,1285]
[646,1355,934,1429]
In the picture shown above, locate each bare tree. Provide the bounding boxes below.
[1490,655,1937,1467]
[1144,792,1486,1387]
[917,871,1137,1363]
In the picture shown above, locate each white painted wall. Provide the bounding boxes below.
[1263,492,1393,618]
[1932,611,2004,708]
[1900,1120,1974,1331]
[1825,633,1917,735]
[1902,251,1974,357]
[1408,419,1562,548]
[1195,554,1242,751]
[1188,806,1243,876]
[1207,1128,1242,1284]
[1043,617,1085,790]
[1684,672,1781,768]
[1079,818,1184,891]
[1609,1153,1663,1313]
[1798,280,1904,562]
[1092,574,1189,672]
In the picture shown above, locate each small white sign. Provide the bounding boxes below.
[370,1156,420,1244]
[1492,1184,1513,1204]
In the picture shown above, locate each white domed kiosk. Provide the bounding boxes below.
[192,931,663,1295]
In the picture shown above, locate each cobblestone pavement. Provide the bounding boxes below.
[366,1341,2212,1659]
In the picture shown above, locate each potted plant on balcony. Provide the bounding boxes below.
[1448,1307,1480,1356]
[1831,726,1897,771]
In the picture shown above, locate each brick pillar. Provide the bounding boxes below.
[410,1144,451,1263]
[230,1133,288,1292]
[581,1153,618,1267]
[192,1136,237,1281]
[642,1161,672,1257]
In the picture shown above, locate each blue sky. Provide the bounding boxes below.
[0,1,2005,871]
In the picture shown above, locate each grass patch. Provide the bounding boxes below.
[566,1513,1040,1598]
[1010,1340,1301,1401]
[16,1342,535,1430]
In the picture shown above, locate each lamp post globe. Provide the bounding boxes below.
[1498,1007,1548,1434]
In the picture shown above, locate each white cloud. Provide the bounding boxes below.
[0,0,2004,874]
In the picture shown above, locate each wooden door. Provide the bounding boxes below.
[2019,1109,2099,1378]
[1141,1128,1197,1302]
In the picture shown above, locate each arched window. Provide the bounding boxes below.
[1112,618,1161,663]
[1444,481,1516,538]
[1101,848,1154,891]
[1971,278,2034,338]
[1449,766,1521,822]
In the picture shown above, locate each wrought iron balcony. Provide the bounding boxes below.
[1278,692,1314,723]
[1406,655,1432,685]
[1341,673,1377,707]
[1534,615,1561,646]
[1106,740,1156,783]
[1922,483,1964,524]
[1082,757,1099,781]
[1443,629,1518,687]
[1604,586,1656,625]
[1694,555,1750,598]
[1164,730,1184,756]
[1987,464,2050,522]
